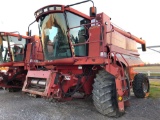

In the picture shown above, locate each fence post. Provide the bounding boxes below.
[148,71,150,76]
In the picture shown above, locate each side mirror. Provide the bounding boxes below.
[90,7,97,17]
[26,31,29,36]
[27,30,32,36]
[142,43,146,51]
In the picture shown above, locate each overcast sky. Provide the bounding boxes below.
[0,0,160,63]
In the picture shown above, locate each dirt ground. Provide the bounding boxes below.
[0,80,160,120]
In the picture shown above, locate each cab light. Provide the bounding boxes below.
[49,6,54,10]
[36,12,40,16]
[56,7,61,10]
[43,8,48,12]
[39,9,43,14]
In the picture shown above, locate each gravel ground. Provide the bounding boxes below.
[0,89,160,120]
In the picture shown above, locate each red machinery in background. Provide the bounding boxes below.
[0,32,43,91]
[22,0,149,117]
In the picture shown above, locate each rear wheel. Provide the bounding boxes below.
[92,70,124,117]
[133,73,150,98]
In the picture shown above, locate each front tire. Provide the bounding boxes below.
[92,70,124,117]
[133,73,150,98]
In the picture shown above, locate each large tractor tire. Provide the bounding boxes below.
[133,73,150,98]
[92,70,124,117]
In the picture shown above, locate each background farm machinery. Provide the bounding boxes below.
[0,32,43,91]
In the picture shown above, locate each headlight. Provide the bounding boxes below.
[43,8,48,12]
[56,7,62,10]
[49,6,54,10]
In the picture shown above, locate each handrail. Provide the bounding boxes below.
[67,21,104,57]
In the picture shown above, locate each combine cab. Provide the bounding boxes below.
[0,32,43,91]
[22,0,150,117]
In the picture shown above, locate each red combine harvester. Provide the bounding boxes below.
[0,32,43,91]
[22,0,150,117]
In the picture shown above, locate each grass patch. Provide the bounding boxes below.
[134,66,160,72]
[143,73,160,76]
[149,81,160,98]
[150,73,160,76]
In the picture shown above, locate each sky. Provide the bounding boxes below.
[0,0,160,63]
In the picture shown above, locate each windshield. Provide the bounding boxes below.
[0,35,26,63]
[38,13,71,60]
[9,36,26,62]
